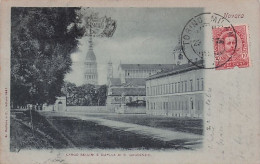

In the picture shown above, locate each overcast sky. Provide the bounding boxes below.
[65,8,203,85]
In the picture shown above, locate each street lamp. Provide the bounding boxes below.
[190,97,193,117]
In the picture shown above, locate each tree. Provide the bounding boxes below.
[61,82,107,106]
[61,81,78,106]
[11,7,85,108]
[96,85,107,106]
[80,84,96,106]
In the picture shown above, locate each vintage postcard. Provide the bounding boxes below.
[0,0,259,163]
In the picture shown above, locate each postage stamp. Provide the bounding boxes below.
[181,13,237,69]
[213,25,249,70]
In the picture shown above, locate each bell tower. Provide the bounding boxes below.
[107,58,113,83]
[173,37,188,66]
[84,35,98,85]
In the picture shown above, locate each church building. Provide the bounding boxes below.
[105,38,204,114]
[106,63,174,110]
[84,35,98,85]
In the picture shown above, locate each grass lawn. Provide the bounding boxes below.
[10,110,70,151]
[47,116,192,150]
[10,118,54,151]
[11,110,197,150]
[84,113,203,135]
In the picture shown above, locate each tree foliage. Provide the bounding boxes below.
[62,82,107,106]
[95,85,108,106]
[11,8,85,107]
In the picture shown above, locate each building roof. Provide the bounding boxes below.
[119,64,174,70]
[86,49,96,61]
[146,60,204,80]
[109,78,121,86]
[109,78,146,87]
[110,87,146,96]
[125,78,146,86]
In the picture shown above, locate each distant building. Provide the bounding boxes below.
[146,60,204,118]
[118,63,174,83]
[107,58,113,84]
[84,35,98,85]
[106,63,175,110]
[173,44,188,65]
[106,78,146,110]
[172,38,189,65]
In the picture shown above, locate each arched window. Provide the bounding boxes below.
[185,81,187,92]
[197,78,200,90]
[190,80,193,91]
[190,98,194,109]
[201,78,204,90]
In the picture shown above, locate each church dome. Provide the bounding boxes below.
[86,49,96,61]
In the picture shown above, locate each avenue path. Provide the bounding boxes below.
[40,111,203,149]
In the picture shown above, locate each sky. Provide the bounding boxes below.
[65,8,203,86]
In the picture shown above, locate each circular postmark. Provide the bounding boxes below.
[181,13,237,69]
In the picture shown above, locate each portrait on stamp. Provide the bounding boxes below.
[213,25,249,70]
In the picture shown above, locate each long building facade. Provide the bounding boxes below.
[146,61,204,118]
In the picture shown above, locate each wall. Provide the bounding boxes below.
[66,106,112,113]
[115,106,146,114]
[42,105,54,111]
[42,96,66,111]
[54,97,66,112]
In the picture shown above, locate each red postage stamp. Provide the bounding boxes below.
[213,25,249,70]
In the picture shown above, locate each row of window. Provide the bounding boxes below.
[85,75,97,80]
[114,96,145,102]
[147,100,203,111]
[147,78,203,96]
[124,69,158,78]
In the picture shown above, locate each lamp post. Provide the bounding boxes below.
[190,97,193,117]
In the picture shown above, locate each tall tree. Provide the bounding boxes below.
[96,85,107,106]
[11,8,85,107]
[61,82,107,106]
